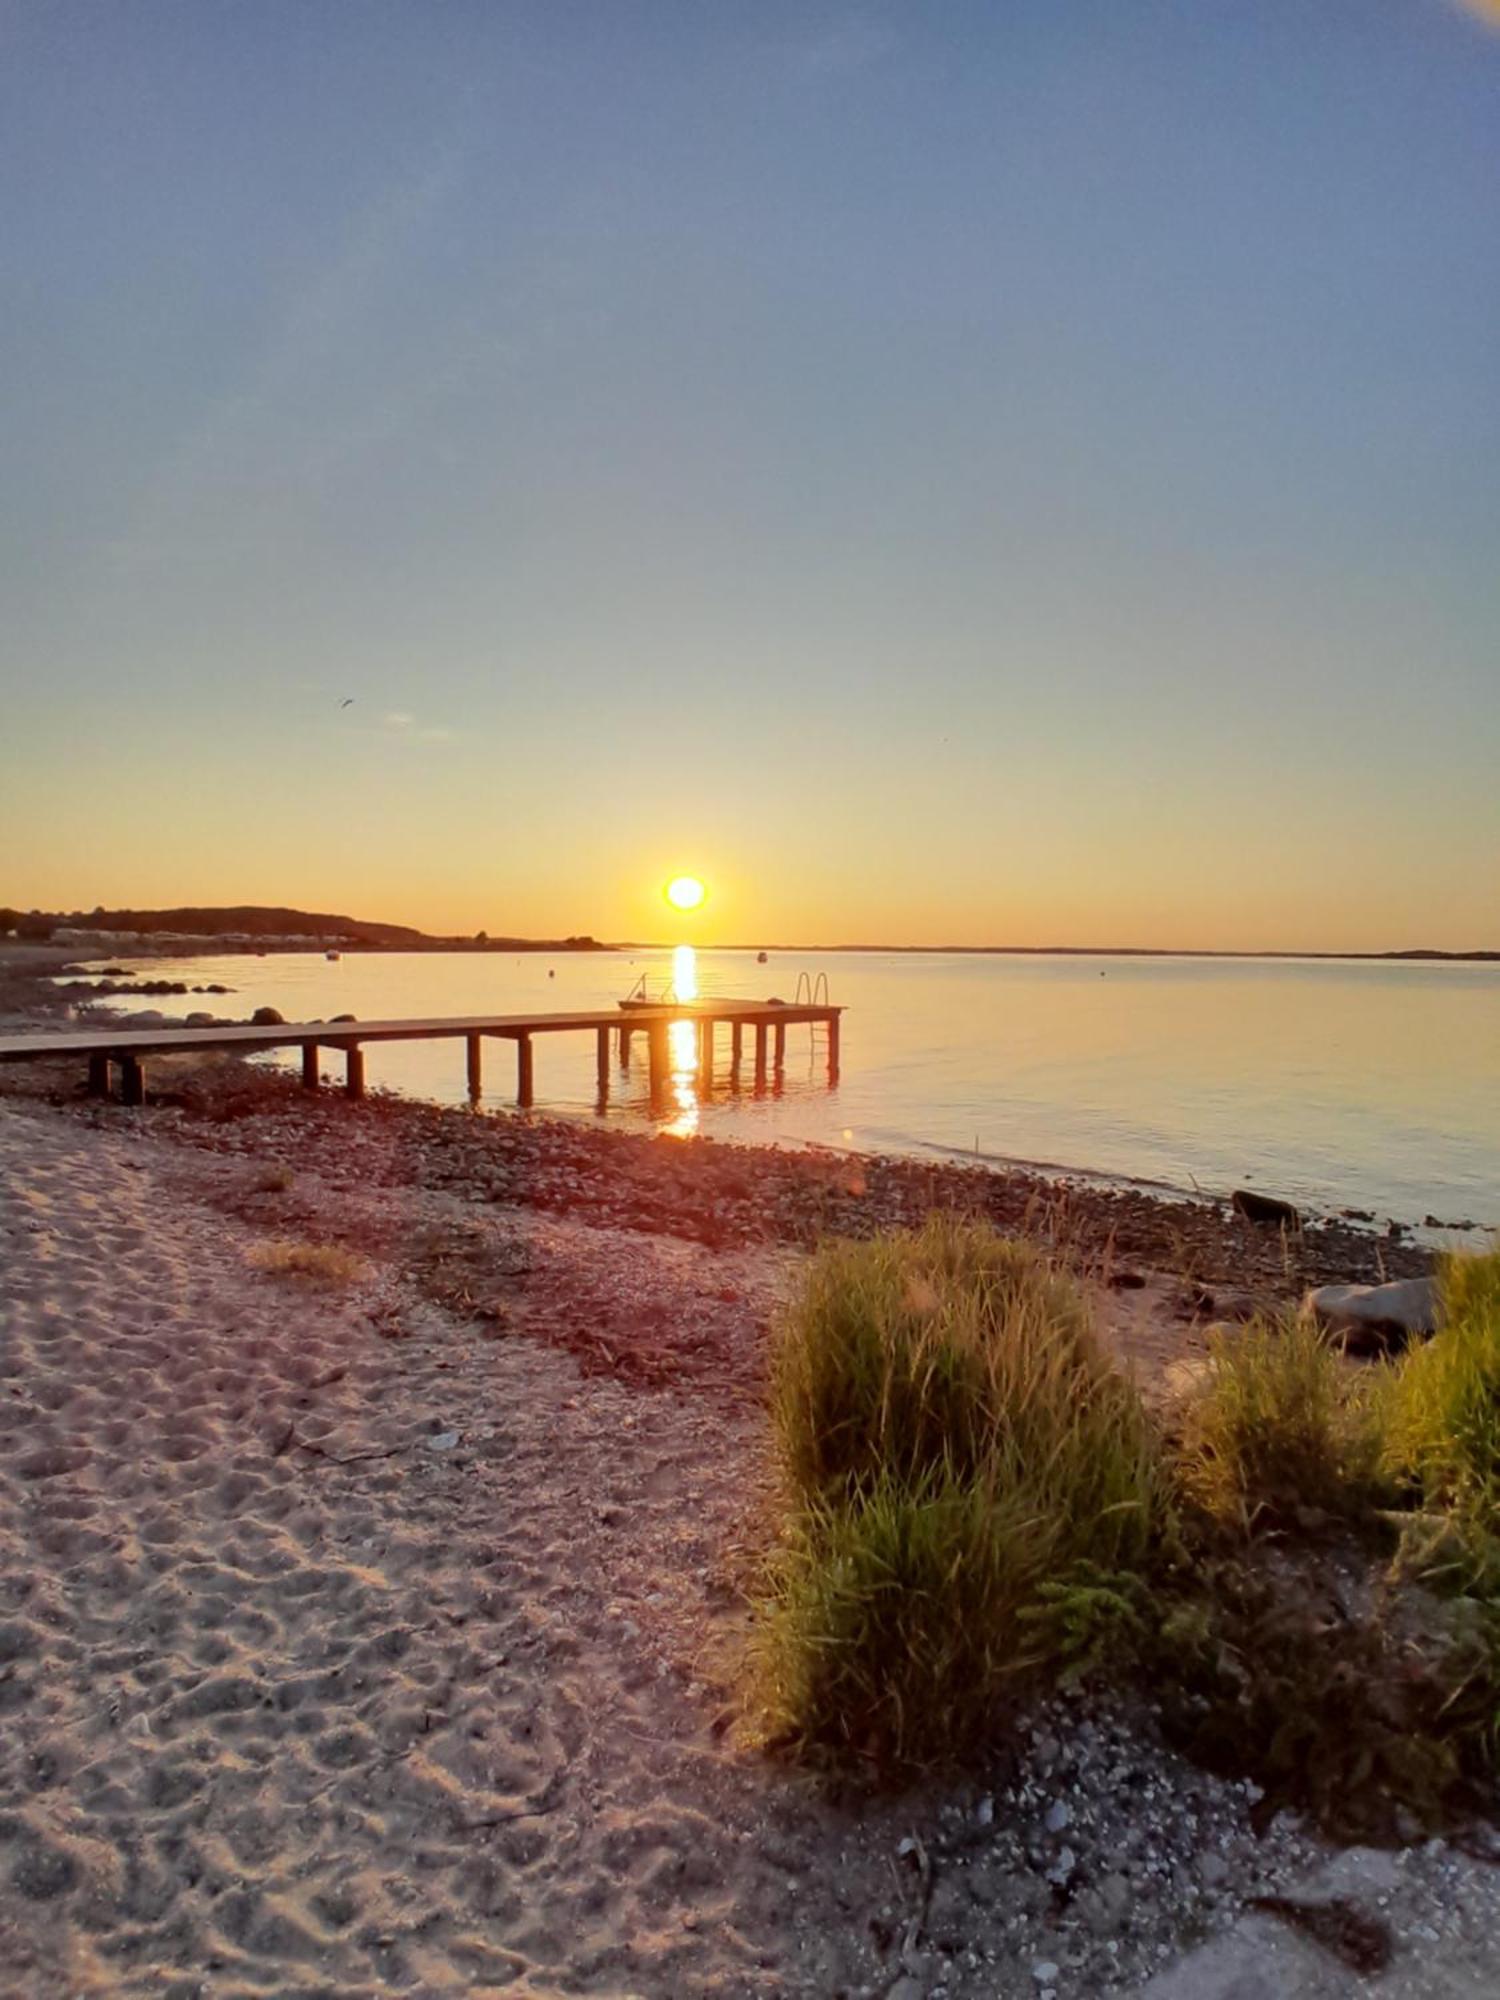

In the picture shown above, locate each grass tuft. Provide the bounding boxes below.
[1175,1312,1390,1530]
[1384,1248,1500,1589]
[247,1239,367,1285]
[755,1217,1166,1761]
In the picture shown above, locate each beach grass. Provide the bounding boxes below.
[1175,1311,1391,1529]
[1385,1246,1500,1590]
[755,1217,1166,1760]
[753,1221,1500,1825]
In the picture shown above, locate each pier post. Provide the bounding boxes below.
[344,1046,365,1099]
[827,1013,840,1082]
[648,1021,669,1105]
[120,1054,145,1107]
[698,1018,712,1089]
[466,1033,482,1102]
[596,1026,610,1105]
[619,1026,632,1067]
[302,1043,320,1092]
[516,1034,534,1108]
[754,1023,768,1093]
[731,1021,742,1069]
[773,1021,786,1071]
[87,1053,111,1099]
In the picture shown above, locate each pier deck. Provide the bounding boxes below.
[0,1002,842,1110]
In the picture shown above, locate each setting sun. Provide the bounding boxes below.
[665,875,706,912]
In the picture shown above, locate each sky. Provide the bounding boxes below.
[2,0,1497,951]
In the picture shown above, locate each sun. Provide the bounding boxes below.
[665,875,706,912]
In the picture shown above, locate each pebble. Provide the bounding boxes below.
[427,1431,459,1451]
[1032,1962,1060,1986]
[1043,1800,1072,1834]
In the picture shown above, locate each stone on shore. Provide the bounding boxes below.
[1232,1189,1300,1229]
[1304,1276,1437,1354]
[250,1006,285,1026]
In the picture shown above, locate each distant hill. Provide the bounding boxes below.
[0,905,606,951]
[59,905,429,945]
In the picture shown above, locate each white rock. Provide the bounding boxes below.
[1044,1800,1072,1834]
[1032,1963,1060,1987]
[1303,1276,1436,1341]
[427,1431,460,1451]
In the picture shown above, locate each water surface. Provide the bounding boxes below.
[72,949,1499,1227]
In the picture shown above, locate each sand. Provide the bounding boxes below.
[0,1099,873,1996]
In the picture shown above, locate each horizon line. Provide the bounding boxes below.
[613,941,1500,961]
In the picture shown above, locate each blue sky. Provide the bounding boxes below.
[2,1,1496,947]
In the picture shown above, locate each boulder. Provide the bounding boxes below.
[184,1012,217,1026]
[1232,1188,1300,1230]
[1303,1277,1438,1355]
[250,1006,285,1027]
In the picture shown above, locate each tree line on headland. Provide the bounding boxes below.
[0,905,605,953]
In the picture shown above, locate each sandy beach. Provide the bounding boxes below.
[1,966,1496,1997]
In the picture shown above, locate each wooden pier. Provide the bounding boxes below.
[0,1001,842,1112]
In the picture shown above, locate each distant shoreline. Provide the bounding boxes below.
[38,939,1500,966]
[617,943,1500,963]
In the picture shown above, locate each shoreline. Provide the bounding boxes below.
[0,943,1445,1279]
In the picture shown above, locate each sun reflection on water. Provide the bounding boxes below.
[665,943,699,1138]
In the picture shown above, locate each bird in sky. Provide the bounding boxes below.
[339,698,355,708]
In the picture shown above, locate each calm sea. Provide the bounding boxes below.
[71,948,1499,1230]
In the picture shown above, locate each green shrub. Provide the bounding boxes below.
[1152,1553,1479,1840]
[1176,1313,1391,1530]
[1385,1248,1500,1588]
[755,1218,1166,1761]
[771,1218,1158,1531]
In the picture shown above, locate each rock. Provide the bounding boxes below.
[1045,1845,1076,1886]
[329,1013,357,1024]
[1032,1964,1060,1988]
[1304,1277,1437,1354]
[1108,1270,1147,1290]
[975,1794,995,1827]
[185,1012,216,1026]
[250,1006,285,1026]
[1231,1189,1300,1230]
[427,1431,459,1452]
[1198,1852,1230,1888]
[885,1979,926,2000]
[1044,1800,1072,1834]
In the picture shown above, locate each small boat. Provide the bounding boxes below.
[325,950,341,961]
[756,950,768,964]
